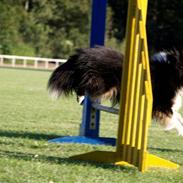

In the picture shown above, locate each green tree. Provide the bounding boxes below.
[1,0,181,58]
[21,0,90,58]
[108,0,183,52]
[147,0,183,51]
[0,0,91,58]
[0,2,19,54]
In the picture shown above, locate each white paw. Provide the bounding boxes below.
[77,96,85,105]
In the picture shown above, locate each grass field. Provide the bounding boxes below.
[0,68,183,183]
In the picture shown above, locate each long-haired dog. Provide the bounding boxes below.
[48,47,183,136]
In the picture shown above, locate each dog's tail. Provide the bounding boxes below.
[47,54,79,99]
[47,50,104,99]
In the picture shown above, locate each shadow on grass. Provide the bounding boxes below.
[0,149,137,172]
[0,130,61,140]
[0,130,182,151]
[148,147,183,153]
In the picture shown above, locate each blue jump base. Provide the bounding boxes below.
[49,136,116,146]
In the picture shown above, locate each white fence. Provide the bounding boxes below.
[0,54,67,70]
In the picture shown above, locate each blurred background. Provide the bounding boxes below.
[0,0,182,59]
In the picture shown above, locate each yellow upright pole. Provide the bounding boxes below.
[116,0,179,172]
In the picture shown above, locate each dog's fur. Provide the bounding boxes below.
[48,47,183,136]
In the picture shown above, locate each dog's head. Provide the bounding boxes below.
[151,48,183,86]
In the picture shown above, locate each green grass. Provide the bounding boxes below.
[0,68,183,183]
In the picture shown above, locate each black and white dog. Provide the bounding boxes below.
[48,47,183,136]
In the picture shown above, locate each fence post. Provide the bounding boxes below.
[0,57,3,65]
[34,59,38,68]
[23,59,27,67]
[12,58,16,67]
[45,61,49,69]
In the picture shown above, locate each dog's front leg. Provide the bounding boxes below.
[165,112,183,136]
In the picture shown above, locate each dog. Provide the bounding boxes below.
[48,47,183,136]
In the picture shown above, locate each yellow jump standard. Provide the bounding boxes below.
[71,0,179,172]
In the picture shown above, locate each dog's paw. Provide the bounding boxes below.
[77,96,85,105]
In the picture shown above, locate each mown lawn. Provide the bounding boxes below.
[0,68,183,183]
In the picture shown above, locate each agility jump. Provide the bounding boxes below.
[48,0,180,171]
[71,0,179,172]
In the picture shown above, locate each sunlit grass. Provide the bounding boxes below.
[0,68,183,183]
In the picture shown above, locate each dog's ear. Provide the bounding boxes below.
[166,49,180,65]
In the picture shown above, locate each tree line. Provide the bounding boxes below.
[0,0,182,58]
